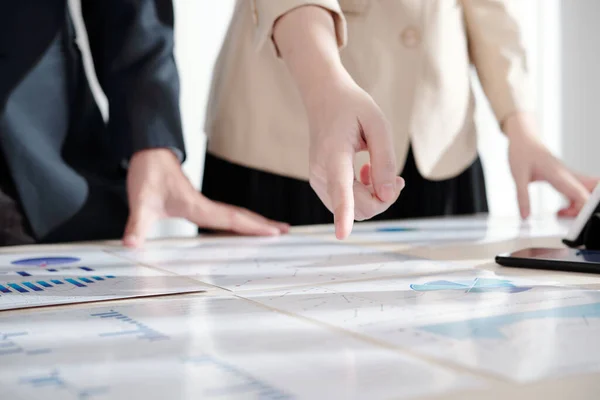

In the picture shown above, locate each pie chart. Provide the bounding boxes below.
[10,257,81,267]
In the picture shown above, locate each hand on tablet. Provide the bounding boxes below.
[504,112,599,218]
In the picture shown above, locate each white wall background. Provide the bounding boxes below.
[69,0,583,237]
[560,0,600,177]
[476,0,563,218]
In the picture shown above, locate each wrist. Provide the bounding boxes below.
[502,112,538,142]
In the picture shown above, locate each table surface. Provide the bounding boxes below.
[1,214,599,399]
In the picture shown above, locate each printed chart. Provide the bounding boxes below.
[297,216,570,246]
[246,270,600,382]
[0,295,480,400]
[0,250,204,310]
[113,235,468,292]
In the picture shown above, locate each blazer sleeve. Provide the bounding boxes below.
[251,0,348,56]
[81,0,186,161]
[461,0,536,125]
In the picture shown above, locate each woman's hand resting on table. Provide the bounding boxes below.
[505,112,599,219]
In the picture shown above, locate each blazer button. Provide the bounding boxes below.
[401,27,421,48]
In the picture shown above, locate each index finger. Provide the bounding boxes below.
[327,150,356,240]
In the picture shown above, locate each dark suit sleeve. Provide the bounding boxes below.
[81,0,186,161]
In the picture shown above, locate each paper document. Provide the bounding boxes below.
[0,250,205,310]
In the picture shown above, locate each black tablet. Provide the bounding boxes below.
[496,247,600,274]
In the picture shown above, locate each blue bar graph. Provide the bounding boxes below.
[91,311,120,318]
[8,283,28,293]
[91,311,170,341]
[65,278,85,288]
[0,275,117,296]
[17,271,31,277]
[22,282,43,292]
[79,267,94,272]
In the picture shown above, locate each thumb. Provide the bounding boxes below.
[514,170,531,219]
[123,205,158,248]
[361,105,398,203]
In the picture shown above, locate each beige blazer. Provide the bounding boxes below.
[205,0,534,181]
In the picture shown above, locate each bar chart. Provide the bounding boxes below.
[0,274,117,296]
[91,310,169,342]
[0,332,52,358]
[19,369,110,399]
[0,250,205,310]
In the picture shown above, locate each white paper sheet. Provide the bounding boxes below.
[298,216,571,246]
[0,295,481,400]
[0,250,205,310]
[245,270,600,382]
[113,235,468,292]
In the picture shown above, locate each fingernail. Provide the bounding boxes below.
[267,227,281,236]
[379,183,396,202]
[396,177,406,190]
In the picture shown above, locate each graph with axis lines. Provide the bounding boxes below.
[245,270,600,382]
[0,250,205,310]
[0,295,479,400]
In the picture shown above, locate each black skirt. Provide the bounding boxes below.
[202,147,488,226]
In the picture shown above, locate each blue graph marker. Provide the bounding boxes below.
[47,269,58,272]
[410,278,532,294]
[4,332,27,338]
[17,271,31,277]
[22,282,43,292]
[92,276,104,281]
[91,311,120,318]
[79,277,94,284]
[0,348,23,356]
[79,267,94,272]
[0,284,10,293]
[37,281,52,288]
[8,283,28,293]
[419,301,600,340]
[91,310,169,341]
[106,275,116,279]
[376,227,417,232]
[51,280,64,285]
[65,278,85,288]
[20,370,109,397]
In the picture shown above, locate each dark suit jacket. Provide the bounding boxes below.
[0,0,186,243]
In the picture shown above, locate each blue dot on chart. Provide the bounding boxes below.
[376,227,417,232]
[11,257,81,266]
